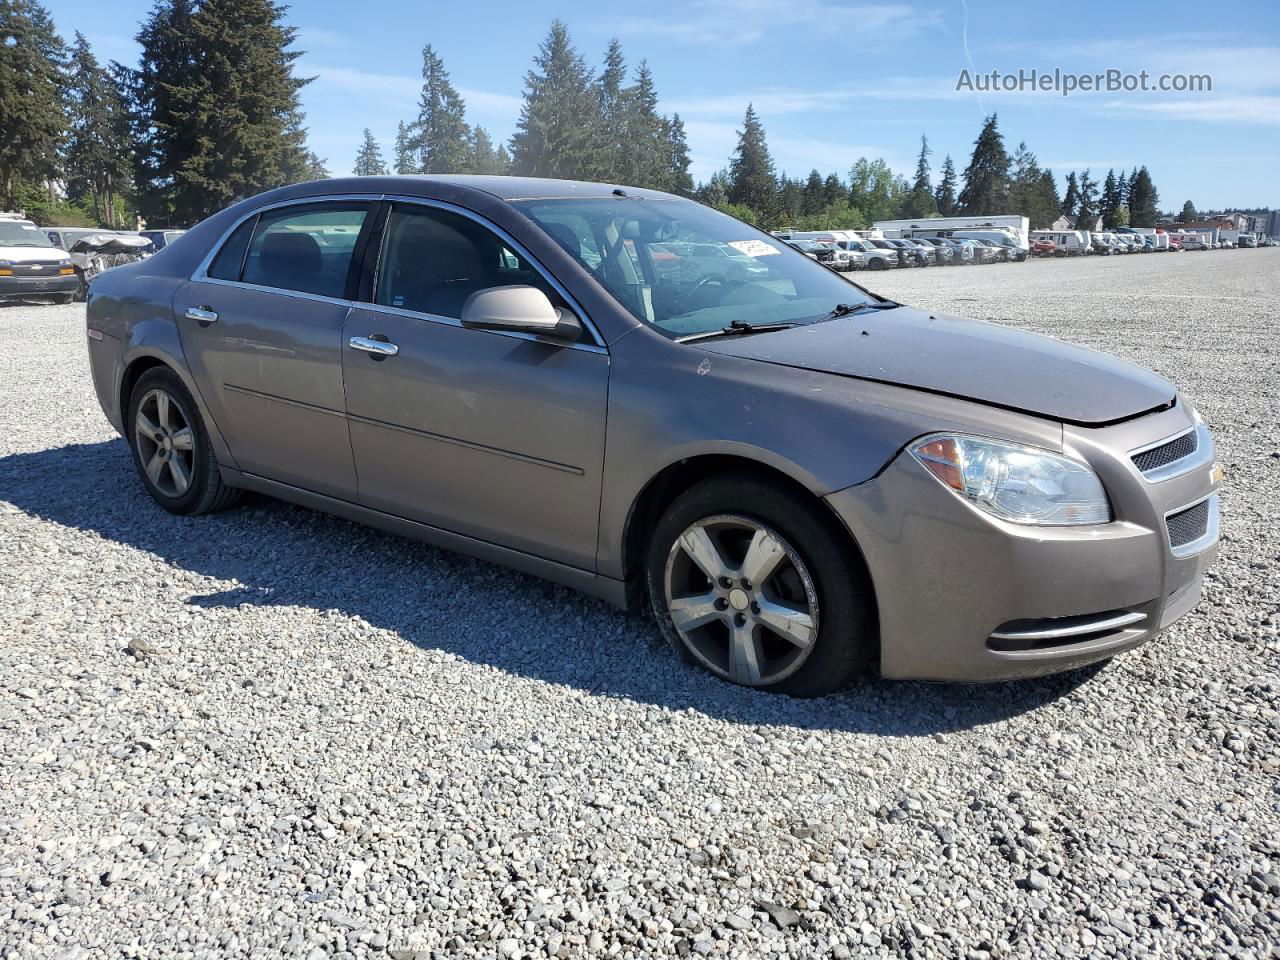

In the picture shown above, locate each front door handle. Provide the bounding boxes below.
[185,306,218,325]
[349,335,399,358]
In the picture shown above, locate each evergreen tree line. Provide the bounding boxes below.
[2,0,328,227]
[700,110,1164,233]
[360,22,693,197]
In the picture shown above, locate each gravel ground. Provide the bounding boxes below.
[1,249,1278,960]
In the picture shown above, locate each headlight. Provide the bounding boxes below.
[910,434,1111,526]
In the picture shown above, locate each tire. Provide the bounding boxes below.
[868,259,885,271]
[127,366,242,515]
[646,475,875,697]
[73,272,88,302]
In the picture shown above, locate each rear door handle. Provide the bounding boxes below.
[185,306,218,324]
[349,335,399,357]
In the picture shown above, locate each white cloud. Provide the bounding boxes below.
[616,0,939,47]
[1104,96,1280,127]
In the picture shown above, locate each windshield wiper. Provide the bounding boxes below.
[816,301,899,323]
[676,319,798,343]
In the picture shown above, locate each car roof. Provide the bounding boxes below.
[263,175,685,205]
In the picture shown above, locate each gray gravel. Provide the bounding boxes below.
[2,249,1279,959]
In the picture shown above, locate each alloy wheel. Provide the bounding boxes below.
[134,388,195,498]
[663,515,819,686]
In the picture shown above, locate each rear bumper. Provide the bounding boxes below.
[825,406,1220,681]
[0,274,78,299]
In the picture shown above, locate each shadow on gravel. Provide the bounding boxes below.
[1,440,1106,735]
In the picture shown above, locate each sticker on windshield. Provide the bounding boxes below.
[727,239,780,258]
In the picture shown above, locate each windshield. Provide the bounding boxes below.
[515,197,877,338]
[0,222,55,247]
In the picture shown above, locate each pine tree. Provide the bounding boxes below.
[933,155,957,216]
[622,61,665,188]
[777,175,803,227]
[595,38,628,182]
[123,0,315,224]
[1061,172,1080,220]
[1033,169,1061,229]
[695,171,729,208]
[467,126,508,175]
[393,121,417,174]
[1008,142,1058,229]
[957,114,1011,214]
[1100,169,1122,228]
[1127,167,1159,227]
[663,113,693,196]
[801,170,824,215]
[409,45,471,174]
[510,21,603,180]
[0,0,67,208]
[1112,204,1130,227]
[822,172,844,209]
[64,32,131,226]
[726,104,776,220]
[353,128,387,176]
[901,135,937,218]
[1074,169,1098,230]
[1178,200,1197,223]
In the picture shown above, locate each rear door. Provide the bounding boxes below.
[340,200,609,570]
[174,200,375,500]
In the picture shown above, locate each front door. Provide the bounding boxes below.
[175,201,373,500]
[341,201,609,570]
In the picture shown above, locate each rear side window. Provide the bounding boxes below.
[207,217,256,281]
[240,204,369,298]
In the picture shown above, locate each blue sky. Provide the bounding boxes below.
[47,0,1280,210]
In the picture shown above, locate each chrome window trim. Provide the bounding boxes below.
[1164,491,1220,559]
[1129,422,1214,483]
[376,194,606,349]
[190,192,607,353]
[190,193,377,284]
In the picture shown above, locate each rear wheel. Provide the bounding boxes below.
[647,476,875,697]
[127,367,242,515]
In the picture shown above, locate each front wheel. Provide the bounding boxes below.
[647,476,875,697]
[127,367,242,515]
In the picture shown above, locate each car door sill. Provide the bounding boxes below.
[219,467,627,608]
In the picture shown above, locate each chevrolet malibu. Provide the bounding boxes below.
[84,176,1221,696]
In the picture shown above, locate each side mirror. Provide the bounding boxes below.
[460,285,582,342]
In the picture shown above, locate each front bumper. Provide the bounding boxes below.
[0,273,79,299]
[825,405,1220,681]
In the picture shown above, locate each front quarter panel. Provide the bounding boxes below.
[597,327,1064,580]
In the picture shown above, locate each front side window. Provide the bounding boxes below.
[240,203,369,298]
[373,203,558,321]
[515,197,877,338]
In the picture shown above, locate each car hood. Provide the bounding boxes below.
[0,245,65,262]
[697,306,1176,425]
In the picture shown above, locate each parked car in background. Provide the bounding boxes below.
[48,228,153,300]
[0,219,78,303]
[141,229,188,253]
[1031,238,1058,257]
[955,238,996,264]
[83,175,1221,694]
[920,236,971,264]
[885,238,932,267]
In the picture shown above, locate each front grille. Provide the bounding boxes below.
[1132,430,1197,473]
[1167,500,1209,548]
[8,262,65,277]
